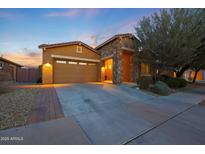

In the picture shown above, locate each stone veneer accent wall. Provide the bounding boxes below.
[97,35,139,84]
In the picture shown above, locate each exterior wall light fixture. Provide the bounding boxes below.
[45,63,51,67]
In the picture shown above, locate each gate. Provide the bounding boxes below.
[17,68,40,82]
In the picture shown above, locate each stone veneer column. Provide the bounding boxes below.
[134,56,141,82]
[112,49,118,84]
[130,54,134,82]
[113,48,123,84]
[117,49,123,84]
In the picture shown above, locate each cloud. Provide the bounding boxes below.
[0,11,14,19]
[78,18,138,48]
[78,34,97,48]
[94,18,137,44]
[91,11,160,45]
[46,9,79,17]
[0,11,22,20]
[0,42,11,45]
[46,9,99,18]
[22,48,41,57]
[84,9,99,17]
[1,48,42,67]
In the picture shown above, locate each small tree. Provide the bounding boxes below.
[190,13,205,83]
[191,38,205,83]
[135,9,205,77]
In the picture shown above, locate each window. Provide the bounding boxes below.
[76,46,83,53]
[88,63,96,66]
[56,60,66,64]
[68,61,77,65]
[79,62,87,65]
[141,62,150,74]
[0,62,4,69]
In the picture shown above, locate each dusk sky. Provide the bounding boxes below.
[0,8,159,67]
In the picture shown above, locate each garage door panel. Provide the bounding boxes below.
[54,60,97,83]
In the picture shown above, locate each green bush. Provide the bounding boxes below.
[137,75,154,89]
[176,78,187,87]
[159,75,187,88]
[159,74,172,80]
[149,81,172,96]
[163,78,179,88]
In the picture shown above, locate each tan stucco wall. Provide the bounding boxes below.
[42,64,53,84]
[42,44,100,84]
[43,45,100,64]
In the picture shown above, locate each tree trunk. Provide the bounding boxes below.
[176,71,183,78]
[192,69,200,83]
[176,65,190,78]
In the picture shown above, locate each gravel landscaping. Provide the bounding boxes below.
[0,87,37,130]
[0,81,14,95]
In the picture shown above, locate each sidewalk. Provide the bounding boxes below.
[0,117,90,145]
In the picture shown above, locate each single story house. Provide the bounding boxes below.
[39,33,154,84]
[39,33,155,84]
[183,69,205,82]
[0,57,22,81]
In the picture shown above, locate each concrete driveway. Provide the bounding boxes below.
[55,83,205,144]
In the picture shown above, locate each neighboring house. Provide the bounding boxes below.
[0,57,22,81]
[39,33,158,84]
[39,41,100,84]
[183,69,205,82]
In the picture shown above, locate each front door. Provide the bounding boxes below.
[104,58,113,81]
[123,52,132,82]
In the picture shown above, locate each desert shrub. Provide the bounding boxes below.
[176,78,187,87]
[137,75,154,89]
[159,75,187,88]
[149,81,172,96]
[162,78,179,88]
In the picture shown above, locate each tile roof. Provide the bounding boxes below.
[39,41,99,54]
[95,33,138,50]
[0,57,22,67]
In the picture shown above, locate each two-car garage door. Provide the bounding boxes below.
[54,59,98,83]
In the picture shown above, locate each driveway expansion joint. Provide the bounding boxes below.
[55,84,205,144]
[69,114,94,144]
[123,102,199,145]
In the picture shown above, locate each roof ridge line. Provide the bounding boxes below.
[38,41,99,55]
[95,33,136,50]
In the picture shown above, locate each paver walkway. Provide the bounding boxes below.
[28,85,64,124]
[15,84,64,124]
